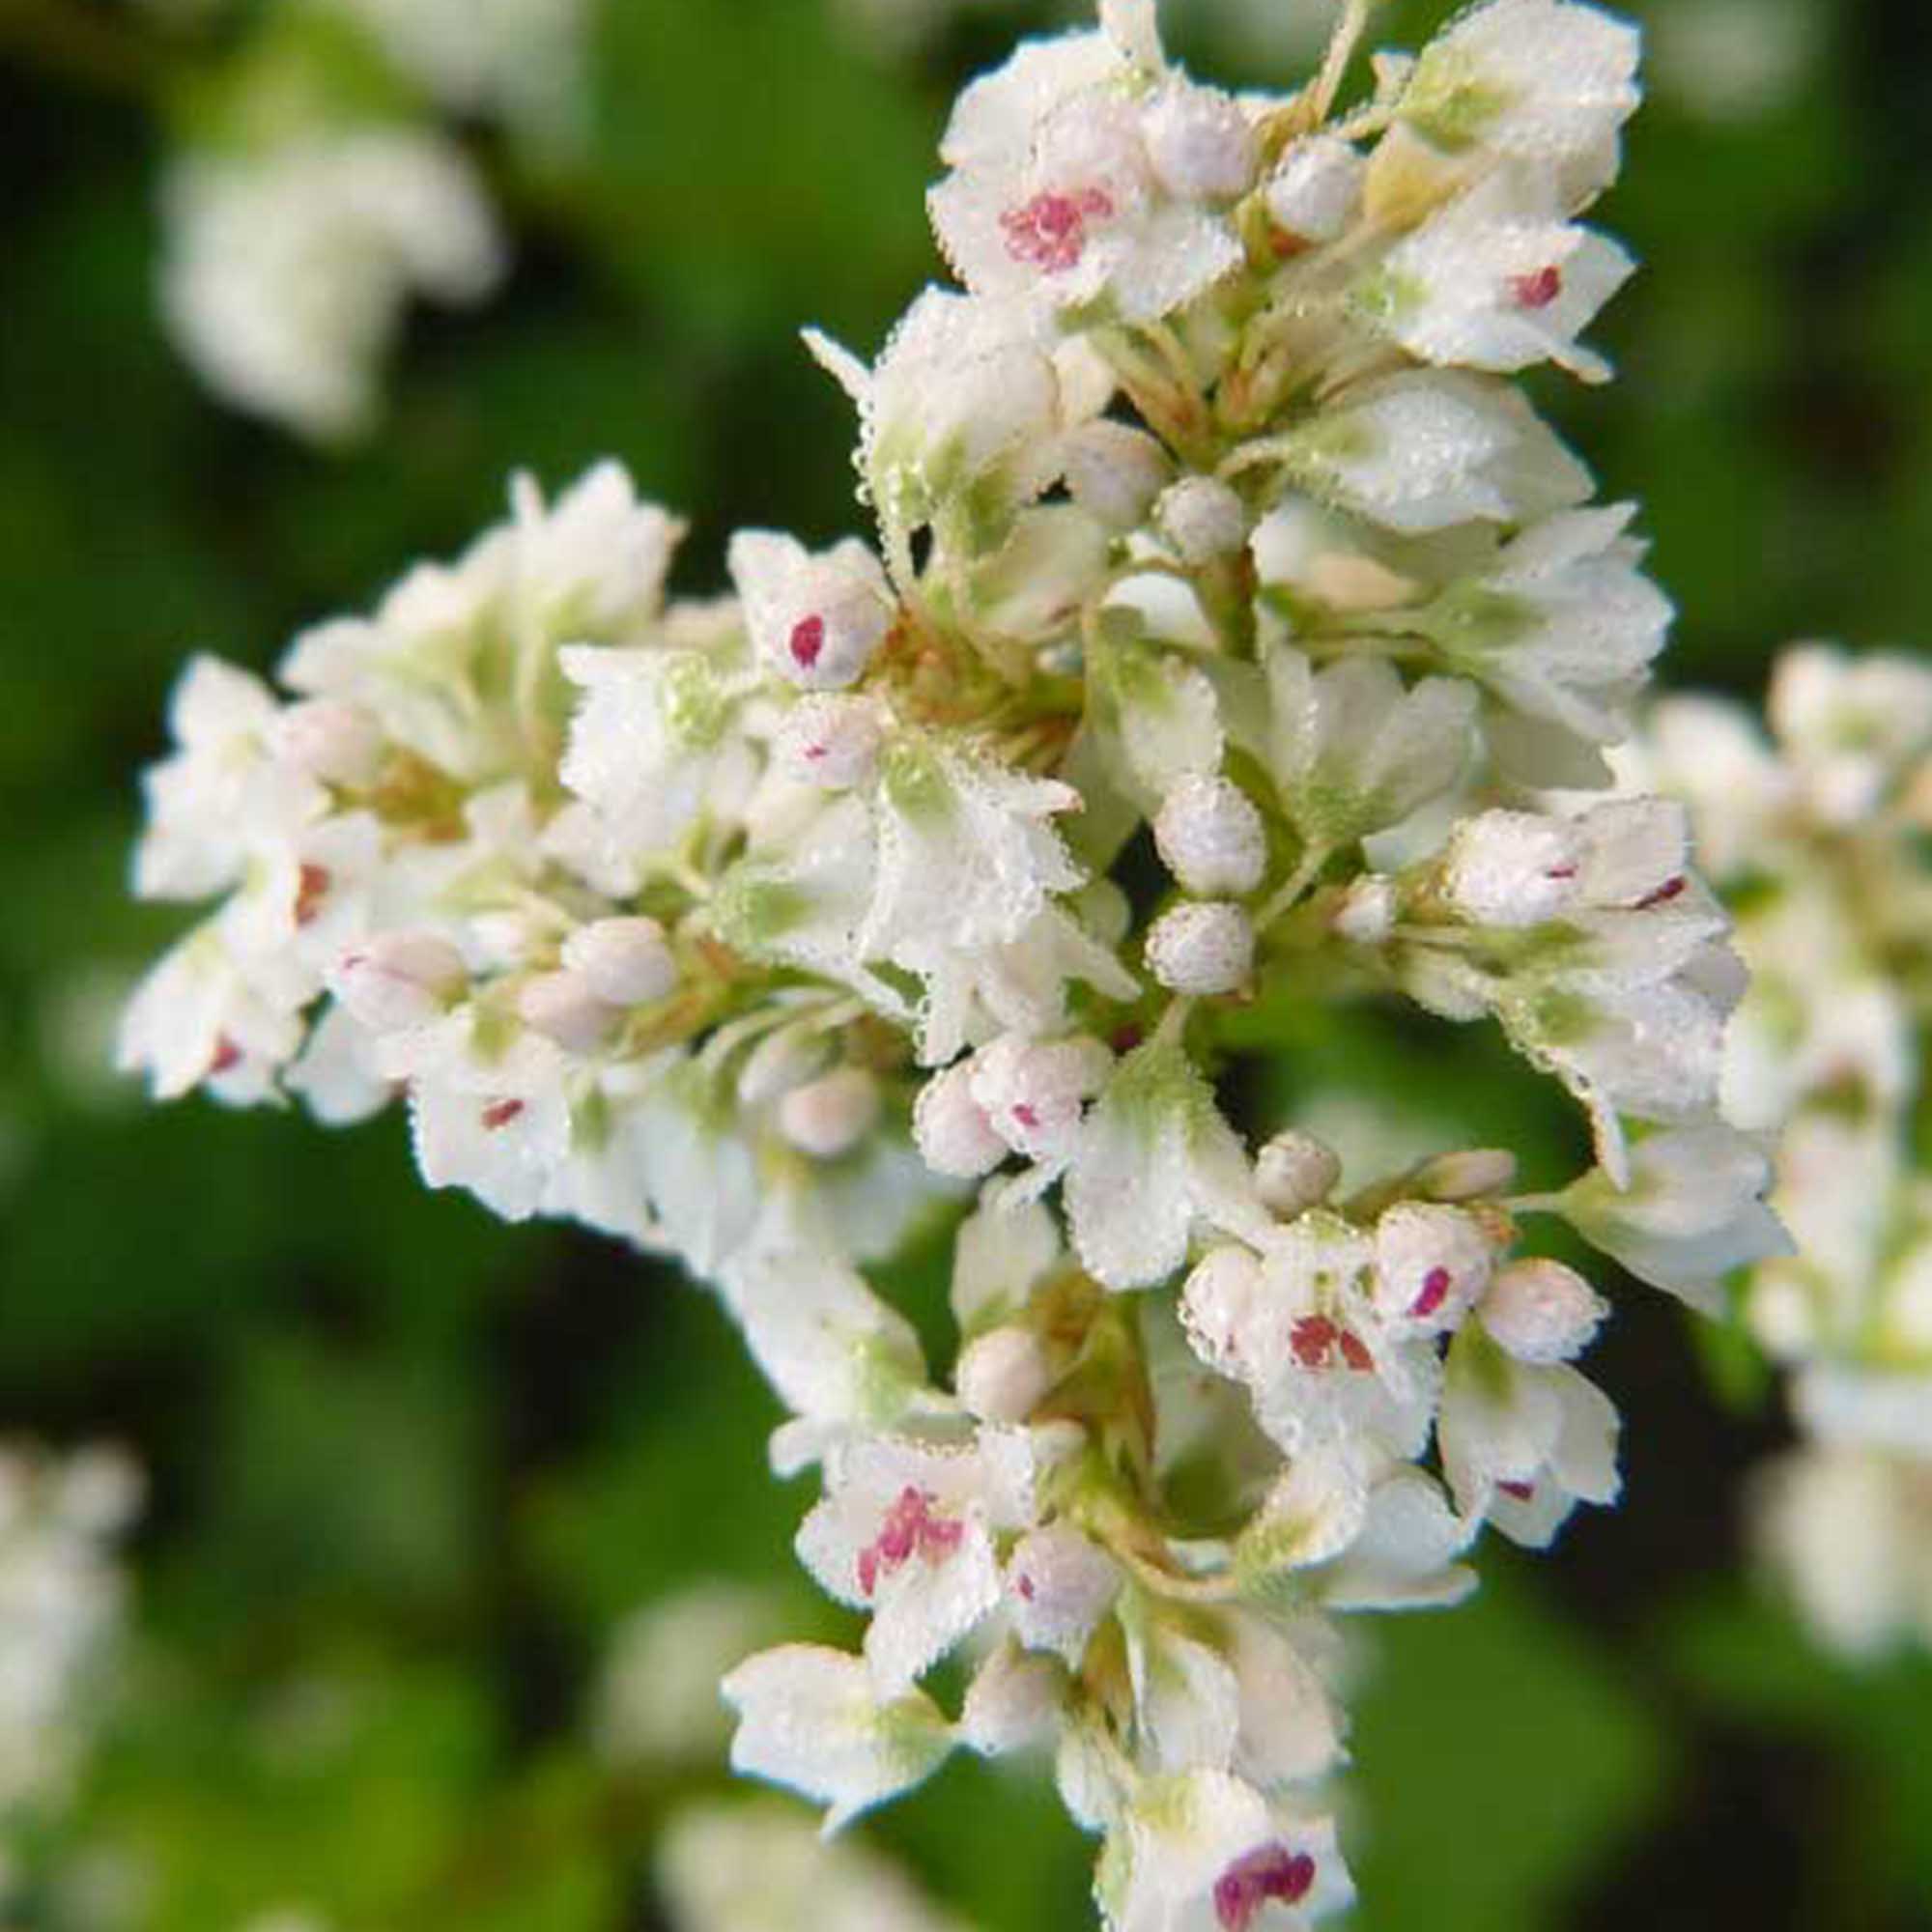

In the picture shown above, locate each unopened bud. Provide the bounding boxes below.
[1140,80,1258,201]
[1415,1147,1518,1202]
[518,970,622,1054]
[1373,1202,1492,1329]
[777,1065,881,1159]
[955,1324,1055,1424]
[772,695,886,789]
[1440,810,1584,928]
[1061,420,1172,529]
[1265,134,1366,243]
[1179,1244,1265,1377]
[1154,776,1267,897]
[330,930,467,1032]
[1007,1524,1120,1667]
[1479,1258,1606,1364]
[913,1062,1008,1178]
[1146,900,1254,996]
[562,917,678,1007]
[1333,876,1397,946]
[737,1025,832,1107]
[1255,1130,1342,1218]
[1156,476,1249,564]
[270,698,384,788]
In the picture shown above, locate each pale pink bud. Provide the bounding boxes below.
[1333,876,1397,945]
[1156,476,1249,564]
[1480,1258,1606,1363]
[777,1066,881,1159]
[330,930,466,1032]
[1415,1147,1518,1202]
[270,698,384,788]
[1179,1244,1265,1376]
[1061,420,1172,529]
[1140,80,1258,201]
[1374,1202,1492,1330]
[913,1062,1008,1178]
[1265,134,1366,242]
[518,970,622,1054]
[772,695,886,788]
[1154,776,1267,897]
[1007,1524,1120,1665]
[1146,900,1254,995]
[955,1325,1055,1424]
[1255,1130,1341,1218]
[561,917,677,1007]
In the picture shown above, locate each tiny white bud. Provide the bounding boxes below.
[1154,776,1267,897]
[1374,1201,1493,1329]
[1179,1244,1265,1376]
[776,1065,881,1159]
[913,1062,1008,1178]
[772,695,886,789]
[1008,1524,1120,1666]
[329,930,467,1032]
[955,1325,1055,1424]
[1333,876,1398,945]
[1440,810,1585,928]
[1265,134,1367,243]
[1146,900,1254,996]
[1061,420,1172,529]
[1139,80,1258,201]
[1415,1147,1518,1202]
[561,917,678,1007]
[1155,476,1249,564]
[1254,1130,1342,1218]
[270,698,384,788]
[518,970,622,1054]
[961,1642,1064,1757]
[1479,1258,1607,1364]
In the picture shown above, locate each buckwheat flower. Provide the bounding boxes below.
[158,130,504,442]
[968,1031,1116,1167]
[722,1646,955,1833]
[562,916,678,1008]
[730,532,896,691]
[1554,1123,1792,1312]
[1095,1773,1351,1932]
[774,696,889,791]
[1254,1131,1342,1220]
[117,923,305,1104]
[913,1061,1010,1179]
[1360,169,1634,383]
[1477,1258,1606,1365]
[1264,135,1365,245]
[1007,1522,1122,1667]
[1371,1201,1494,1336]
[960,1638,1066,1756]
[1767,644,1932,827]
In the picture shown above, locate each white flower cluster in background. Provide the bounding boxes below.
[0,1445,141,1832]
[121,2,1791,1921]
[1631,646,1932,1656]
[148,0,592,441]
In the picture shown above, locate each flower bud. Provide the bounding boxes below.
[1140,80,1258,201]
[1061,420,1172,529]
[777,1066,881,1159]
[1155,476,1249,563]
[969,1034,1113,1159]
[1255,1130,1342,1218]
[1007,1524,1120,1667]
[1440,810,1585,928]
[518,970,622,1054]
[330,930,467,1032]
[1179,1244,1265,1376]
[1373,1202,1492,1329]
[772,695,886,789]
[913,1062,1008,1178]
[1265,134,1366,243]
[1415,1147,1518,1202]
[737,1025,832,1108]
[1154,776,1267,897]
[960,1642,1064,1757]
[1146,900,1254,996]
[1333,876,1397,945]
[270,698,384,788]
[955,1324,1055,1424]
[562,917,678,1007]
[1479,1258,1606,1364]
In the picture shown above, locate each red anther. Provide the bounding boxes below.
[1292,1315,1338,1369]
[481,1098,525,1131]
[1411,1265,1454,1320]
[789,615,826,668]
[1001,187,1114,273]
[294,863,331,927]
[1338,1328,1374,1374]
[1213,1844,1317,1930]
[1636,875,1687,909]
[1510,266,1563,309]
[209,1036,242,1076]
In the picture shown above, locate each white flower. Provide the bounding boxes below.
[1253,1132,1342,1219]
[116,923,304,1104]
[1363,169,1634,383]
[1768,643,1932,825]
[1008,1522,1121,1666]
[722,1646,955,1833]
[562,916,679,1008]
[1477,1258,1606,1364]
[158,131,504,441]
[774,696,889,790]
[779,1067,885,1161]
[730,531,895,690]
[960,1639,1066,1756]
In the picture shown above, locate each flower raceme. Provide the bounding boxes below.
[119,2,1790,1922]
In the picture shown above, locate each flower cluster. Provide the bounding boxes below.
[147,0,586,440]
[0,1445,141,1836]
[121,1,1790,1921]
[1630,646,1932,1655]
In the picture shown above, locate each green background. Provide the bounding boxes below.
[1,0,1928,1925]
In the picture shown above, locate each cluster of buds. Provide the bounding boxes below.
[122,1,1793,1920]
[145,0,588,440]
[1630,646,1932,1655]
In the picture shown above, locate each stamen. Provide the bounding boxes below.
[1511,266,1564,310]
